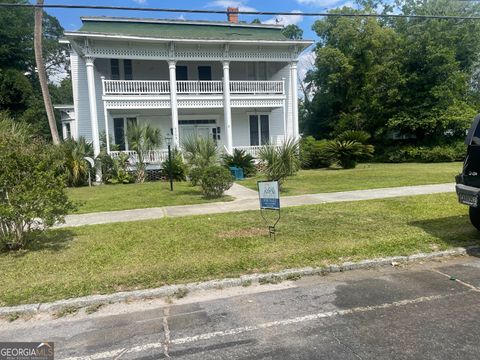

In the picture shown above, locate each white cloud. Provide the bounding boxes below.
[296,0,351,8]
[206,1,257,12]
[263,11,304,26]
[132,0,147,4]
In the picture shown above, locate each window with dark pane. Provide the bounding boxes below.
[113,118,125,150]
[124,60,133,80]
[110,59,120,80]
[249,115,259,146]
[260,115,270,145]
[176,66,188,81]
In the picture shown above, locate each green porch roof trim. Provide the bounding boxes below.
[78,21,290,41]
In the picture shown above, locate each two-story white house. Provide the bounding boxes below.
[62,9,312,169]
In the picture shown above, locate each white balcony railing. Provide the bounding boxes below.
[177,80,223,94]
[103,79,284,96]
[110,150,169,165]
[230,81,284,94]
[103,80,170,95]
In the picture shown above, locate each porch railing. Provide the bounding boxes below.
[176,80,223,94]
[103,80,170,95]
[230,81,284,94]
[110,150,169,164]
[232,145,282,158]
[102,79,284,96]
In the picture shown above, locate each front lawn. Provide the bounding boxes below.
[1,192,478,306]
[241,162,462,195]
[68,181,233,214]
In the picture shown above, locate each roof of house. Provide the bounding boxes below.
[67,16,312,44]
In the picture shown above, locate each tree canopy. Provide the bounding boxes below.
[0,0,69,139]
[303,0,480,145]
[282,24,303,40]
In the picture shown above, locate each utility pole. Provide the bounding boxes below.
[34,0,61,145]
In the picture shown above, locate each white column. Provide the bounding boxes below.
[168,60,180,148]
[85,57,101,157]
[290,61,299,140]
[282,77,287,143]
[62,123,67,140]
[222,61,233,154]
[100,76,110,154]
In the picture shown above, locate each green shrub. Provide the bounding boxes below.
[127,123,162,183]
[200,165,234,198]
[380,142,466,163]
[300,136,331,169]
[161,149,187,181]
[0,119,75,251]
[62,137,94,187]
[258,139,301,188]
[323,140,374,169]
[182,136,220,186]
[97,151,134,184]
[222,149,256,177]
[336,130,371,144]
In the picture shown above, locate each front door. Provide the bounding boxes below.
[179,120,217,145]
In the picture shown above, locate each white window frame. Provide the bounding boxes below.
[111,114,138,151]
[247,112,270,146]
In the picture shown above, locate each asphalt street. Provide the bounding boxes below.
[1,256,480,359]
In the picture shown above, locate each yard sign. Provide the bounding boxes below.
[258,181,280,210]
[258,181,281,239]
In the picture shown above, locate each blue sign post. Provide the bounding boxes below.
[258,181,281,239]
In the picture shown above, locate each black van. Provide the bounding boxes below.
[456,114,480,230]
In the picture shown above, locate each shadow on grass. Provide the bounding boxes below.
[409,215,480,251]
[1,229,76,258]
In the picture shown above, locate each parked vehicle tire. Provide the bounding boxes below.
[469,206,480,231]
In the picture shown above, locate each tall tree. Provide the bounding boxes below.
[304,1,480,144]
[34,0,60,144]
[282,24,303,40]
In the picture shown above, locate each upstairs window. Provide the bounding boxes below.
[198,66,212,81]
[110,59,120,80]
[124,60,133,80]
[176,66,188,81]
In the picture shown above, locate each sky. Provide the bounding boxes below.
[38,0,358,41]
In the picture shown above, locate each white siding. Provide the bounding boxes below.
[70,51,94,141]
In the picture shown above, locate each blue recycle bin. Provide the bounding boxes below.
[229,166,244,180]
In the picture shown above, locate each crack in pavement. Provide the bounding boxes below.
[60,290,472,360]
[330,331,364,360]
[163,306,171,358]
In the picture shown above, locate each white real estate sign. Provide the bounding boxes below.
[258,181,280,210]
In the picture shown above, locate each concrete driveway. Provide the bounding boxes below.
[1,256,479,359]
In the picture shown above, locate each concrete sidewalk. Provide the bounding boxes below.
[57,182,455,228]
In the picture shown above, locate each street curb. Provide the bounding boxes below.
[1,246,479,317]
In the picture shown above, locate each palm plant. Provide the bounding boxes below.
[182,136,220,186]
[258,138,301,189]
[127,123,162,183]
[323,140,374,169]
[62,137,94,187]
[222,149,256,177]
[336,130,371,144]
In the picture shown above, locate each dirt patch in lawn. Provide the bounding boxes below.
[217,227,267,239]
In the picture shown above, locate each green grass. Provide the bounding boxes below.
[1,192,478,306]
[68,181,232,214]
[240,162,462,195]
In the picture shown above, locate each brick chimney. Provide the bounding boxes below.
[227,7,239,24]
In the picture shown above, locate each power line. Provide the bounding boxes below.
[0,3,480,20]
